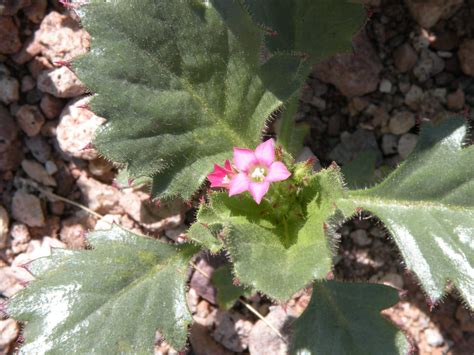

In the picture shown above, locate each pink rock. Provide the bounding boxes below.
[60,214,92,249]
[12,190,45,227]
[40,94,64,120]
[38,11,90,63]
[15,104,45,137]
[56,96,105,160]
[458,39,474,77]
[0,16,21,54]
[0,319,19,352]
[21,159,57,186]
[37,66,87,98]
[405,0,463,29]
[76,174,123,215]
[10,222,31,254]
[119,188,184,232]
[314,31,382,98]
[56,97,105,160]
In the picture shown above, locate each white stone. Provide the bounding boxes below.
[11,191,45,227]
[379,79,392,93]
[425,328,444,347]
[56,96,106,160]
[382,134,398,155]
[398,133,418,159]
[37,66,86,98]
[21,159,56,186]
[389,111,416,135]
[405,85,424,110]
[45,160,58,175]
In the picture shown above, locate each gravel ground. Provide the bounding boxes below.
[0,1,473,354]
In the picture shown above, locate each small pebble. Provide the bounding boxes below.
[398,133,418,159]
[389,111,416,135]
[425,328,444,347]
[379,79,392,94]
[45,160,58,175]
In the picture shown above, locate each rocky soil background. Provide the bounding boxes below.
[0,0,473,354]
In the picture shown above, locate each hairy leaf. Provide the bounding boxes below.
[291,281,409,355]
[341,149,377,189]
[74,0,303,200]
[211,265,253,309]
[193,167,345,301]
[338,117,474,308]
[242,0,365,65]
[7,225,199,353]
[277,95,310,156]
[188,221,224,254]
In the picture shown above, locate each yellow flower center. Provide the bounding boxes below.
[250,166,266,182]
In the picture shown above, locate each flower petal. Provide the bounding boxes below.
[255,139,275,167]
[233,148,257,172]
[224,159,232,172]
[208,164,227,187]
[249,181,270,204]
[229,173,250,196]
[265,161,291,182]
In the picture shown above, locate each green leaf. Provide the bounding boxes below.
[277,95,310,156]
[187,221,224,254]
[7,225,199,353]
[114,168,152,189]
[74,0,303,200]
[211,265,253,309]
[193,167,346,301]
[341,149,377,189]
[242,0,365,65]
[291,281,409,355]
[338,117,474,308]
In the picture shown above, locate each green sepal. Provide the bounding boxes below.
[192,166,346,301]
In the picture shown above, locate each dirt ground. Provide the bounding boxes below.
[0,0,473,354]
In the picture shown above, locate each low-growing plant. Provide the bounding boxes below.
[4,1,473,354]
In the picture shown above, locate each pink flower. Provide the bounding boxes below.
[229,139,291,204]
[207,160,235,188]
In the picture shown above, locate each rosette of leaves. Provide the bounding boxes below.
[6,0,473,353]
